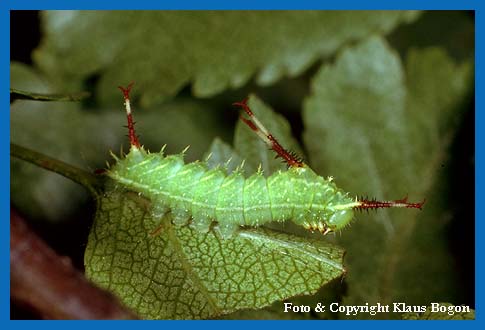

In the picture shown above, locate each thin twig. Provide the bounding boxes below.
[10,88,90,103]
[10,143,103,196]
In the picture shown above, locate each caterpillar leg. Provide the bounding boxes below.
[149,203,169,237]
[233,98,304,168]
[215,222,239,239]
[171,208,191,226]
[151,203,169,219]
[190,216,212,233]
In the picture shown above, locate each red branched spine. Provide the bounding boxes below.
[355,196,426,211]
[118,82,140,148]
[233,98,304,168]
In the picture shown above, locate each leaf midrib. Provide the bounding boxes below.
[165,217,222,318]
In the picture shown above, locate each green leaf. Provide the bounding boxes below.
[303,36,472,318]
[85,190,345,319]
[35,11,420,106]
[401,303,475,320]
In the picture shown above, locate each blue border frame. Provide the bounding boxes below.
[2,0,481,10]
[3,0,480,328]
[475,5,482,324]
[2,1,9,324]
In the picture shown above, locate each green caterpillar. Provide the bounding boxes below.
[107,83,424,238]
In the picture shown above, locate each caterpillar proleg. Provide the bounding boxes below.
[107,83,424,238]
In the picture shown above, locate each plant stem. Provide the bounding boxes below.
[10,88,90,102]
[10,143,103,196]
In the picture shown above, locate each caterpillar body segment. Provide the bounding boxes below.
[108,145,357,237]
[109,83,424,238]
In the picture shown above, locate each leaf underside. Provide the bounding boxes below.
[85,191,345,319]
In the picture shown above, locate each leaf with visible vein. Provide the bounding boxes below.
[85,191,345,319]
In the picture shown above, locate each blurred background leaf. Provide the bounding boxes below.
[34,10,420,106]
[303,36,472,318]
